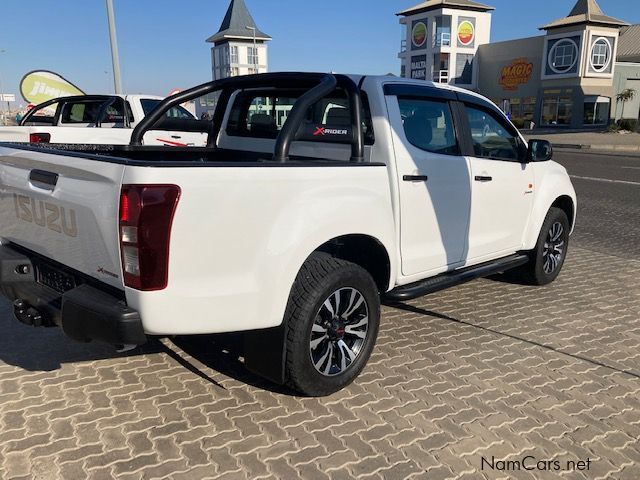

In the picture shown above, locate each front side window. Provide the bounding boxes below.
[465,105,523,161]
[549,39,578,74]
[398,98,459,155]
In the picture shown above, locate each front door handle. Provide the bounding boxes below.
[403,175,429,182]
[474,175,493,182]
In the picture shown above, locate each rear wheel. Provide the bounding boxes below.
[519,207,570,285]
[284,253,380,396]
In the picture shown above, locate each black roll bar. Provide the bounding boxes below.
[93,97,117,128]
[273,75,337,162]
[129,72,365,163]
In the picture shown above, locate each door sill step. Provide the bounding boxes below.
[385,254,529,302]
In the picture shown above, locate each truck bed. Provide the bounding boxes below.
[0,142,378,167]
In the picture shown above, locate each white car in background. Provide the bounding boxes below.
[0,94,207,146]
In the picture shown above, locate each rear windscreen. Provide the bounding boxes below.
[225,89,375,144]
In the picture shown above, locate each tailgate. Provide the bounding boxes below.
[0,146,125,289]
[0,127,31,143]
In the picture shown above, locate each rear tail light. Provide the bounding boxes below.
[30,133,51,143]
[119,185,181,291]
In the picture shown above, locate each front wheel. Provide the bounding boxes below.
[284,253,380,396]
[519,207,570,285]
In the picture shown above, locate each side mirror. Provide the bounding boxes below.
[527,139,553,162]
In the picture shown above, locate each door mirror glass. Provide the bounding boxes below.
[527,139,553,162]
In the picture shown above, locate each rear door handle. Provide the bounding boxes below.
[474,175,493,182]
[29,169,59,190]
[171,135,182,139]
[403,175,429,182]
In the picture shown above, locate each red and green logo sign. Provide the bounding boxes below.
[412,22,427,48]
[457,20,475,46]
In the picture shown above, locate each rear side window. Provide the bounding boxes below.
[60,101,104,124]
[226,89,375,144]
[465,105,523,161]
[60,99,129,126]
[398,97,459,156]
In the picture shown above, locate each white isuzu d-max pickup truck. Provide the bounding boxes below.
[0,73,576,396]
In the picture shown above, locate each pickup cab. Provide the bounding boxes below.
[0,73,576,396]
[0,94,207,146]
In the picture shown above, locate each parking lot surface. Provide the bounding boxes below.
[0,151,639,480]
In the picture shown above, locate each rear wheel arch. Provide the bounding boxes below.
[312,234,392,294]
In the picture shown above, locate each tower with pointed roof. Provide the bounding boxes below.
[207,0,271,80]
[540,0,627,81]
[397,0,494,88]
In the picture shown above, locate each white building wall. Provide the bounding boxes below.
[211,42,269,80]
[399,8,492,89]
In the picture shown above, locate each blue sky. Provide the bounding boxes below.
[0,0,639,103]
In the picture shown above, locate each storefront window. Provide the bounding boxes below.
[542,96,573,126]
[509,99,521,118]
[505,98,523,128]
[522,97,536,124]
[542,98,558,125]
[584,97,610,125]
[557,98,572,125]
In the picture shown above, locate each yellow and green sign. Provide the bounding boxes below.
[20,70,85,104]
[457,20,475,46]
[412,22,427,48]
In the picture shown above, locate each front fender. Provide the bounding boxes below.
[522,161,577,251]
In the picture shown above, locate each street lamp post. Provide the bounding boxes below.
[246,26,257,73]
[105,0,123,94]
[0,49,7,125]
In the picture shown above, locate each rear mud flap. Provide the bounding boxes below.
[243,324,287,385]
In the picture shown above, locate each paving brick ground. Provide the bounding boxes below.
[1,151,639,479]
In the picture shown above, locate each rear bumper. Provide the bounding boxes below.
[0,244,147,346]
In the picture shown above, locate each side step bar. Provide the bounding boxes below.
[385,254,530,302]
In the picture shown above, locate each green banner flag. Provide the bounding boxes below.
[20,70,85,104]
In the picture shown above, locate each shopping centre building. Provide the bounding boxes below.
[398,0,640,128]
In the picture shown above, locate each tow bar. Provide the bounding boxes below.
[13,299,49,327]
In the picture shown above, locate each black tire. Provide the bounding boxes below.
[285,252,380,397]
[519,207,570,285]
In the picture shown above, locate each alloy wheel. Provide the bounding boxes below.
[309,287,369,377]
[543,221,565,274]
